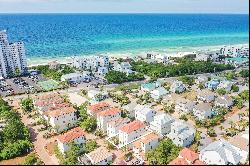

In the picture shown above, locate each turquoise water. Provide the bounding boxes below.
[0,14,248,64]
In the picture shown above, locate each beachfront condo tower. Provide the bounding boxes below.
[0,30,27,78]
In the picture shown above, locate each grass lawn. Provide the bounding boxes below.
[37,79,60,91]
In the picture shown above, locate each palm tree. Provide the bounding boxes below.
[228,120,234,128]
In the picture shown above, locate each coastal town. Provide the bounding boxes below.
[0,29,249,165]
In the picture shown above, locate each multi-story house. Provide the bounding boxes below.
[96,108,121,132]
[87,102,111,117]
[168,121,195,147]
[113,61,133,75]
[46,106,78,133]
[118,120,146,148]
[193,103,213,120]
[106,118,130,138]
[170,81,186,93]
[134,104,156,124]
[57,127,86,154]
[150,113,175,136]
[214,95,234,108]
[197,90,216,103]
[175,98,195,114]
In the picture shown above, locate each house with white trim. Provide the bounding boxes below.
[85,147,113,165]
[150,113,175,136]
[118,120,146,148]
[113,61,134,75]
[46,106,78,133]
[193,103,213,120]
[199,140,246,165]
[57,127,86,154]
[197,90,216,103]
[107,118,130,138]
[175,98,195,114]
[214,95,234,108]
[96,108,121,132]
[150,87,169,101]
[132,133,160,160]
[217,80,233,92]
[170,81,186,93]
[87,102,111,117]
[134,104,156,124]
[87,90,109,102]
[168,121,195,147]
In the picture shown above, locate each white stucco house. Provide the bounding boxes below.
[87,90,109,102]
[195,75,209,85]
[170,81,186,93]
[113,61,134,75]
[85,147,113,165]
[193,103,213,120]
[197,90,216,103]
[57,127,86,154]
[175,98,196,114]
[106,118,130,138]
[168,121,195,147]
[118,120,146,148]
[150,87,169,101]
[199,140,246,165]
[96,108,121,132]
[214,95,234,108]
[97,67,109,76]
[121,101,137,118]
[217,80,233,92]
[87,102,111,117]
[134,104,156,124]
[47,106,78,133]
[133,133,160,160]
[61,72,90,83]
[150,113,175,136]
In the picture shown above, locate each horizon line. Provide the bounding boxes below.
[0,12,249,15]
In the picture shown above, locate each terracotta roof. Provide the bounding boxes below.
[57,127,85,143]
[179,148,199,163]
[193,160,206,165]
[120,120,145,134]
[88,102,110,114]
[107,118,130,127]
[140,133,160,144]
[86,147,113,164]
[97,108,121,117]
[168,158,189,165]
[48,106,76,118]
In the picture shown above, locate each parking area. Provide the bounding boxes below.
[0,75,47,97]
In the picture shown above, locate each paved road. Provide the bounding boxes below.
[10,100,59,165]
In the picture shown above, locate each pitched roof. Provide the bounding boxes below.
[168,158,189,165]
[86,147,113,164]
[97,108,121,117]
[140,133,160,144]
[107,118,130,128]
[179,148,199,163]
[88,102,110,114]
[194,103,212,112]
[120,120,145,134]
[57,127,85,143]
[48,106,76,118]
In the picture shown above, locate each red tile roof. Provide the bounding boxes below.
[88,102,110,114]
[179,148,199,163]
[120,120,145,134]
[140,133,160,144]
[168,158,189,165]
[48,106,76,118]
[193,160,206,165]
[57,127,85,143]
[97,108,121,117]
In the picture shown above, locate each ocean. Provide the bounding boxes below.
[0,14,249,65]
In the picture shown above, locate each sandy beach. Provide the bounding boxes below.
[27,43,249,67]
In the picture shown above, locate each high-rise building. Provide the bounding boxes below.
[0,30,27,78]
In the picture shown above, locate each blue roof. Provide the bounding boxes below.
[225,57,249,62]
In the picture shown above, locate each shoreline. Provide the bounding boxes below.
[27,43,249,67]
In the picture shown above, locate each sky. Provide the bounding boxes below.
[0,0,249,14]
